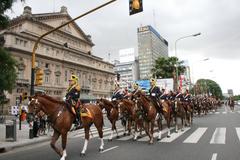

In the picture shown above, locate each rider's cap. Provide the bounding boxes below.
[150,78,156,84]
[69,74,78,82]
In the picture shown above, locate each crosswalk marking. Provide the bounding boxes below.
[215,112,220,114]
[159,127,190,143]
[137,128,172,142]
[73,128,112,138]
[235,128,240,141]
[210,128,226,144]
[222,112,227,114]
[183,127,207,143]
[103,128,125,140]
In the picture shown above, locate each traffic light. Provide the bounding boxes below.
[22,92,28,101]
[129,0,143,15]
[117,73,120,81]
[35,68,44,86]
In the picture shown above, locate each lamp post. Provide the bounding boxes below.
[174,32,201,91]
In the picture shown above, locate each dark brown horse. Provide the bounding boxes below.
[228,98,235,111]
[118,98,144,140]
[97,98,119,140]
[133,90,157,144]
[27,94,104,160]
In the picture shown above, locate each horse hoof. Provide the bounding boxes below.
[116,136,120,139]
[108,139,112,142]
[99,148,104,152]
[133,138,137,141]
[80,153,85,157]
[167,135,170,138]
[157,138,161,141]
[123,133,126,136]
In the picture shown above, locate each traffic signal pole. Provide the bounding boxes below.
[30,0,117,95]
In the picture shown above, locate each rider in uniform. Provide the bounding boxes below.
[112,84,124,100]
[184,89,191,102]
[65,74,82,130]
[149,78,162,112]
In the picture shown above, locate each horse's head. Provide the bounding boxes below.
[27,95,42,123]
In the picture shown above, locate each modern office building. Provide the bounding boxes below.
[137,25,168,79]
[0,6,115,114]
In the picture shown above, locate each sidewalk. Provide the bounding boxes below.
[0,119,52,153]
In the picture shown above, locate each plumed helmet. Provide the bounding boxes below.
[150,78,156,85]
[133,82,139,89]
[69,74,78,83]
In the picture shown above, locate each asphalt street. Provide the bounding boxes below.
[1,104,240,160]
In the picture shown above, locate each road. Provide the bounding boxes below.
[1,105,240,160]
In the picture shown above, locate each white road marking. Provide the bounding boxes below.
[222,112,227,114]
[211,153,218,160]
[235,128,240,141]
[159,127,190,143]
[183,127,207,143]
[101,146,119,153]
[210,128,226,144]
[215,112,220,114]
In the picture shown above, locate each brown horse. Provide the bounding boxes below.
[97,98,119,140]
[133,90,157,144]
[228,98,235,111]
[118,98,144,140]
[173,99,187,132]
[27,94,104,160]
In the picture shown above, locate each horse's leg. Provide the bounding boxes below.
[149,120,154,144]
[96,121,104,152]
[166,113,171,138]
[80,127,90,156]
[157,114,162,140]
[133,119,139,141]
[60,132,67,160]
[50,130,62,157]
[114,119,119,138]
[127,120,132,136]
[175,113,178,133]
[108,120,114,141]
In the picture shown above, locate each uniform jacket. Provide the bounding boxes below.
[149,86,162,98]
[66,84,81,102]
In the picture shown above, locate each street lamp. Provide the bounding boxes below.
[174,32,201,91]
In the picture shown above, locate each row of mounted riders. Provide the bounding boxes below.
[27,91,222,159]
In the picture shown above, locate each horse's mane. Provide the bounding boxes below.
[39,94,65,105]
[121,99,134,105]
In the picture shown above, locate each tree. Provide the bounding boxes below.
[0,0,22,111]
[152,56,186,90]
[194,79,223,99]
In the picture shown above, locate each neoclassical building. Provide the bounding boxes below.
[1,6,115,114]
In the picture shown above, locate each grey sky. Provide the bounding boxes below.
[6,0,240,94]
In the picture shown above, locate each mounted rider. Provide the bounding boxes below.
[183,89,191,102]
[112,83,124,100]
[65,74,82,130]
[149,78,162,112]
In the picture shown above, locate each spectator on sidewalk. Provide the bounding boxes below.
[33,116,39,138]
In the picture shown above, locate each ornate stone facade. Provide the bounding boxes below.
[1,6,115,114]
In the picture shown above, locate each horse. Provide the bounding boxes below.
[27,94,104,160]
[118,98,144,140]
[96,98,119,140]
[228,98,235,111]
[133,90,158,144]
[172,99,187,132]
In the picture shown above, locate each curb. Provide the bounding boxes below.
[0,136,51,154]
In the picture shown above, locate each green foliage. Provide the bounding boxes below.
[0,47,17,104]
[152,56,186,78]
[0,0,14,30]
[233,95,240,101]
[195,79,223,99]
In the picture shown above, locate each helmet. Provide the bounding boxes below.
[69,74,78,83]
[133,82,139,89]
[150,78,156,85]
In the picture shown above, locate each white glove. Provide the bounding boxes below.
[63,97,66,102]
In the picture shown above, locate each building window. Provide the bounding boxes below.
[45,74,49,83]
[17,70,24,79]
[55,75,60,85]
[65,70,68,82]
[45,63,49,68]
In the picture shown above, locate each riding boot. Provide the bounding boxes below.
[74,108,83,130]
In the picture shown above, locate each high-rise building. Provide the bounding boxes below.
[137,25,168,79]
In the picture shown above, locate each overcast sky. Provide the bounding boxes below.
[6,0,240,94]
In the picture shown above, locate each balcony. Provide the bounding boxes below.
[16,78,30,86]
